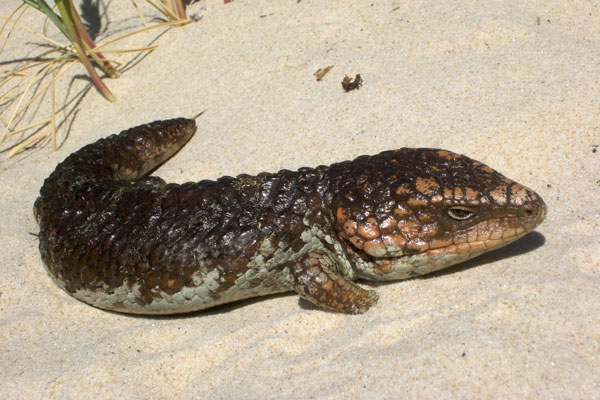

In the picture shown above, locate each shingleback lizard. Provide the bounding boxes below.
[34,118,546,314]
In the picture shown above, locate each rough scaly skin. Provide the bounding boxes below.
[34,118,547,314]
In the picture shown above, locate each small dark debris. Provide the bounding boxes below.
[547,184,552,188]
[314,65,334,81]
[342,74,363,92]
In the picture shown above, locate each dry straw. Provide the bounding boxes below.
[0,0,192,158]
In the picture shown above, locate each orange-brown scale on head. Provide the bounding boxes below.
[343,219,357,237]
[393,203,412,219]
[489,185,508,206]
[328,148,546,280]
[379,217,397,234]
[357,217,380,241]
[395,184,412,196]
[396,216,421,239]
[336,207,348,224]
[436,150,462,161]
[415,176,441,196]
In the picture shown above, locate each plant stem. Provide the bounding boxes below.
[54,0,116,102]
[169,0,186,20]
[66,0,119,78]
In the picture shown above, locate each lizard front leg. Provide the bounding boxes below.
[288,251,379,314]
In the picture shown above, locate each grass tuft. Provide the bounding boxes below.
[0,1,195,158]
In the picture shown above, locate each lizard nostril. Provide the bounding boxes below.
[518,195,547,230]
[521,201,545,222]
[523,207,534,218]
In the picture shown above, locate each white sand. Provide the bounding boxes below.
[1,0,599,398]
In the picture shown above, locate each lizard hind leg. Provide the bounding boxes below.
[289,251,379,314]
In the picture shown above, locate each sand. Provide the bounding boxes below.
[1,0,598,398]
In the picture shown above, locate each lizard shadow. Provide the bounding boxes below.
[115,231,546,319]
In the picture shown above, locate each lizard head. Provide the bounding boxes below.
[332,149,546,280]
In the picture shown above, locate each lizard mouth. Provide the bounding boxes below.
[354,205,546,281]
[356,233,523,281]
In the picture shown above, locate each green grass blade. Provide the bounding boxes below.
[21,0,71,41]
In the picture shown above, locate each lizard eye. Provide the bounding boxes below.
[447,206,475,221]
